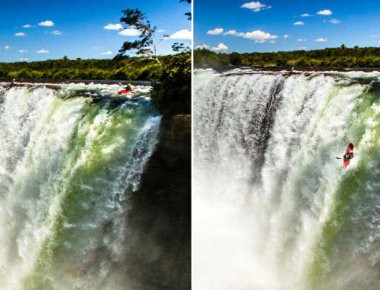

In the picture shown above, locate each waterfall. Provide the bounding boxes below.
[193,69,380,290]
[0,83,161,290]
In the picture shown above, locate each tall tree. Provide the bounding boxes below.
[118,0,191,61]
[117,9,160,64]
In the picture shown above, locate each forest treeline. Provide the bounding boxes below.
[0,55,176,81]
[195,45,380,68]
[0,52,190,115]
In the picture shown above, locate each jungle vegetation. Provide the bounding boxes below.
[0,56,169,81]
[194,45,380,68]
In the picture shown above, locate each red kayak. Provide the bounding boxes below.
[118,89,135,95]
[343,143,354,168]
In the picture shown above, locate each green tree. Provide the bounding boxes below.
[151,52,191,115]
[229,52,242,66]
[117,9,160,64]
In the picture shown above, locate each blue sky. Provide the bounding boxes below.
[195,0,380,53]
[0,0,191,62]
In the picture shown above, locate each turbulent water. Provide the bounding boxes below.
[0,83,161,290]
[194,69,380,290]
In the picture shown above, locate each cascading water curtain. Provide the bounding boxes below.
[193,69,380,290]
[0,84,161,290]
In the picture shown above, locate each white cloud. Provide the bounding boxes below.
[4,45,10,50]
[22,24,32,28]
[212,43,228,51]
[297,47,307,50]
[297,38,307,42]
[15,32,26,37]
[51,30,62,35]
[36,49,49,53]
[294,21,304,26]
[196,44,209,49]
[38,20,54,27]
[18,58,29,61]
[315,38,328,42]
[317,9,332,16]
[170,29,192,40]
[240,30,277,43]
[283,34,289,39]
[101,51,113,55]
[328,19,340,24]
[224,30,238,36]
[118,28,141,36]
[301,13,312,17]
[241,1,271,12]
[219,28,277,43]
[18,49,28,53]
[207,28,224,35]
[104,23,123,30]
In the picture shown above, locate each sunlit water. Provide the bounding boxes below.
[0,83,161,290]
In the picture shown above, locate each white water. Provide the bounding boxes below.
[193,69,380,290]
[0,83,161,289]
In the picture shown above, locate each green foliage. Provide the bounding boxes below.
[172,42,190,53]
[118,9,157,58]
[0,56,170,81]
[229,52,242,66]
[194,49,226,67]
[150,52,191,115]
[194,46,380,68]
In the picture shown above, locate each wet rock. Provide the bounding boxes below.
[124,114,191,290]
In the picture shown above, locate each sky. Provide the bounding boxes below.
[0,0,191,62]
[195,0,380,53]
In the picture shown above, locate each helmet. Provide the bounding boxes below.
[348,143,354,149]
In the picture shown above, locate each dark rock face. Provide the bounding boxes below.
[124,114,191,290]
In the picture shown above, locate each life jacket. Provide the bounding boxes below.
[344,152,353,161]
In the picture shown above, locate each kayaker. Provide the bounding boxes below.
[343,143,354,168]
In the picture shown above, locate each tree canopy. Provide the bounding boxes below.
[0,56,169,81]
[194,46,380,68]
[118,9,158,62]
